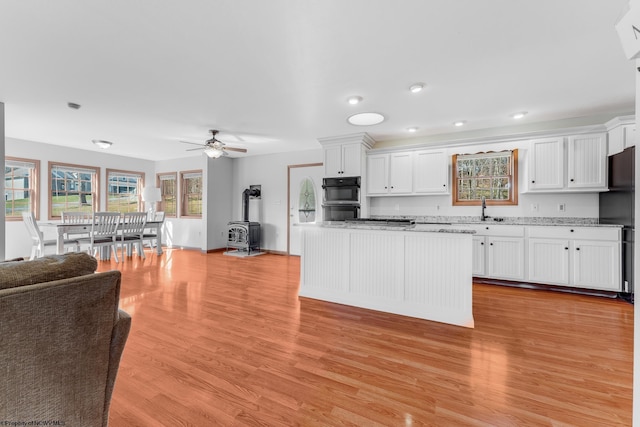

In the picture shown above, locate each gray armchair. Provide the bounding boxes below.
[0,253,131,426]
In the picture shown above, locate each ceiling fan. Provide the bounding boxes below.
[180,130,248,158]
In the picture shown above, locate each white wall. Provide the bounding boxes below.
[232,149,323,252]
[205,156,233,250]
[5,137,155,259]
[369,137,599,219]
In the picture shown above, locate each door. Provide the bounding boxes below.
[567,133,607,189]
[367,154,389,194]
[389,152,413,194]
[529,137,564,190]
[486,236,525,280]
[528,238,570,285]
[289,164,324,256]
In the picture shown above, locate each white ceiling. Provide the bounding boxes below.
[0,0,635,161]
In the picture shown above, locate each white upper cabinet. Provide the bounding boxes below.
[324,143,363,177]
[413,150,449,194]
[527,132,607,192]
[319,133,375,178]
[528,137,565,190]
[606,116,636,156]
[567,133,607,190]
[367,152,413,195]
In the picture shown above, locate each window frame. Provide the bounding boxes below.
[106,168,145,213]
[180,170,203,218]
[157,172,177,218]
[5,156,40,221]
[48,162,100,220]
[452,149,518,206]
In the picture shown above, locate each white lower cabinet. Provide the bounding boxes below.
[528,238,570,285]
[468,225,525,281]
[472,236,486,276]
[486,236,525,280]
[572,240,620,291]
[527,226,621,291]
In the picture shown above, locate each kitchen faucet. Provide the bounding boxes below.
[481,196,490,221]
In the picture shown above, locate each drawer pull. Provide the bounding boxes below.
[564,247,569,250]
[570,229,574,232]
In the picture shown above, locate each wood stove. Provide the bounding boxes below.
[226,221,260,254]
[226,186,261,255]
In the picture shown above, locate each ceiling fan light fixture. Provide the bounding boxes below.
[407,127,418,133]
[92,139,113,149]
[347,96,363,105]
[511,111,528,120]
[453,120,466,127]
[204,146,224,158]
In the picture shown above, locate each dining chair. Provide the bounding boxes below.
[142,211,164,250]
[76,212,121,263]
[61,211,93,239]
[119,212,147,259]
[22,212,79,259]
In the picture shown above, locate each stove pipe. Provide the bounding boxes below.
[242,187,261,222]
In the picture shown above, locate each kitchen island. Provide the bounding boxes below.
[299,222,475,328]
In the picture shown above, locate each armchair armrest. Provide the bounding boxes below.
[102,309,132,426]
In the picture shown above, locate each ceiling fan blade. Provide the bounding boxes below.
[180,140,205,147]
[185,147,204,151]
[223,147,248,153]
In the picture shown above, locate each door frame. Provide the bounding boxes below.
[287,163,323,255]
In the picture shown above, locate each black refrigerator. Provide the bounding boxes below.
[599,146,634,302]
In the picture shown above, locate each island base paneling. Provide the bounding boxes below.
[300,227,474,328]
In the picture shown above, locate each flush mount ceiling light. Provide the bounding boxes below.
[407,127,418,133]
[347,96,363,105]
[92,139,113,149]
[347,112,385,126]
[511,111,528,119]
[409,83,425,93]
[453,120,467,127]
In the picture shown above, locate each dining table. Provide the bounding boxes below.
[39,220,164,256]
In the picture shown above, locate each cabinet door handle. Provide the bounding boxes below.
[576,247,581,251]
[489,243,493,246]
[443,184,446,187]
[570,178,574,182]
[391,186,394,189]
[564,247,569,250]
[480,242,484,245]
[531,180,535,183]
[485,227,489,230]
[570,229,574,232]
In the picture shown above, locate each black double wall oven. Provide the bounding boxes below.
[322,176,361,221]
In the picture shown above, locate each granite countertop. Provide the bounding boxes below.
[377,216,624,228]
[320,222,476,234]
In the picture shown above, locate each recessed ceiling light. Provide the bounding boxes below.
[407,127,418,133]
[409,83,425,93]
[92,139,113,149]
[347,96,363,105]
[453,121,466,127]
[347,112,385,126]
[511,111,528,119]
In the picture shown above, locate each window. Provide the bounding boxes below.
[298,177,317,223]
[49,162,99,219]
[107,169,144,213]
[5,157,40,220]
[180,170,202,217]
[157,173,177,217]
[452,150,518,206]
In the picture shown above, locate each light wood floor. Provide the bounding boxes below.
[103,249,633,426]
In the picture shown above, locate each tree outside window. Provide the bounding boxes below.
[157,172,177,217]
[5,157,40,220]
[452,150,518,206]
[181,170,202,217]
